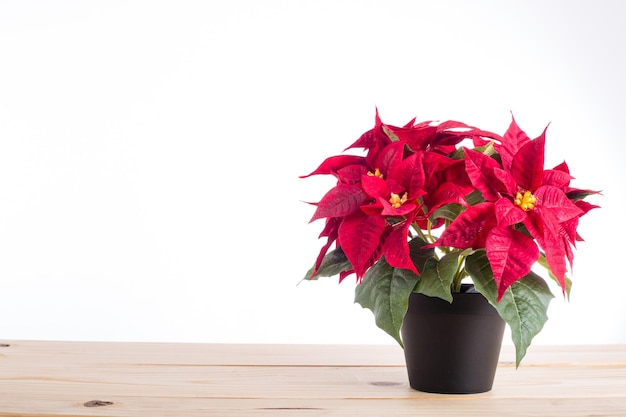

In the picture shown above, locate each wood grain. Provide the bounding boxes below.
[0,341,625,416]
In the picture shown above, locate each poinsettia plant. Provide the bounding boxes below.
[301,110,599,366]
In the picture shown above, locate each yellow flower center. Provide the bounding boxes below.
[514,190,537,211]
[389,192,408,209]
[367,168,383,178]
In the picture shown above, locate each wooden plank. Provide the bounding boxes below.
[4,340,626,366]
[0,340,407,366]
[0,341,625,416]
[1,364,626,399]
[1,362,625,399]
[1,397,626,417]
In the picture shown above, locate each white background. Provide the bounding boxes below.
[0,0,623,347]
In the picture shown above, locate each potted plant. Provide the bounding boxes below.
[301,110,599,393]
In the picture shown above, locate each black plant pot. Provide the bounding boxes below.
[401,285,505,394]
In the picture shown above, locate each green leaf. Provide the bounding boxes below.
[465,250,554,367]
[414,249,474,300]
[449,147,465,159]
[382,125,400,142]
[301,247,352,281]
[430,203,463,223]
[415,252,459,303]
[566,189,601,201]
[354,258,420,347]
[407,237,435,273]
[473,140,497,156]
[464,189,485,206]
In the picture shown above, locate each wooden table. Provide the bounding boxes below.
[1,341,625,416]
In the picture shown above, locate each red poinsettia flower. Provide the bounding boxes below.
[492,119,586,294]
[429,116,594,299]
[301,116,428,281]
[336,141,426,278]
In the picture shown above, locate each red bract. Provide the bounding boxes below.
[464,149,503,201]
[337,212,387,278]
[345,108,393,168]
[495,113,531,172]
[417,152,472,229]
[425,202,498,248]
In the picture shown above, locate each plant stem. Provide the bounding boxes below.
[451,255,466,292]
[412,223,430,243]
